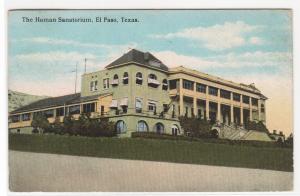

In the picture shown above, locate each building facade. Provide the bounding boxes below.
[9,49,267,137]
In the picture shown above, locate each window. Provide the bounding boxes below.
[148,74,160,87]
[148,101,156,112]
[90,81,98,91]
[94,81,98,90]
[135,98,142,113]
[123,72,129,84]
[162,79,168,90]
[220,89,231,99]
[185,106,188,117]
[153,123,164,134]
[252,98,258,106]
[209,87,218,96]
[69,105,80,115]
[149,74,157,80]
[243,95,250,104]
[100,105,104,116]
[116,120,127,134]
[103,78,109,89]
[261,104,265,113]
[196,83,206,93]
[183,79,194,90]
[21,113,30,121]
[136,72,143,85]
[169,80,178,90]
[44,110,54,118]
[163,104,168,112]
[137,121,148,132]
[171,125,180,136]
[56,107,65,117]
[233,93,241,102]
[83,103,95,113]
[112,74,119,86]
[11,115,20,122]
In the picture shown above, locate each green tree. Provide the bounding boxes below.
[31,113,50,134]
[179,116,210,138]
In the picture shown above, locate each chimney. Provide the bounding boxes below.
[144,52,150,61]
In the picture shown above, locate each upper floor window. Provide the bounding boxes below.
[148,101,157,112]
[69,105,80,115]
[209,86,218,96]
[136,72,143,85]
[261,103,265,113]
[111,74,119,86]
[148,74,160,87]
[90,81,98,92]
[242,95,250,104]
[44,109,54,118]
[135,98,143,113]
[123,72,129,85]
[220,89,231,99]
[149,74,157,80]
[252,98,258,106]
[183,79,194,90]
[11,115,20,122]
[162,79,168,91]
[56,107,65,117]
[21,113,31,121]
[233,93,241,102]
[169,80,178,90]
[103,78,109,89]
[196,83,206,93]
[83,103,96,113]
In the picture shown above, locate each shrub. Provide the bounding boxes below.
[31,113,51,134]
[178,116,211,138]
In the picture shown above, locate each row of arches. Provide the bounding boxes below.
[112,72,168,90]
[115,120,180,135]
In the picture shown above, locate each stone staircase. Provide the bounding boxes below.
[212,123,250,140]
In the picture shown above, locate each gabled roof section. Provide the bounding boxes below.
[105,49,169,71]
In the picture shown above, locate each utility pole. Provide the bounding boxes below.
[84,58,87,73]
[75,62,78,94]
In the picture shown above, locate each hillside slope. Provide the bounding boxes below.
[8,90,49,112]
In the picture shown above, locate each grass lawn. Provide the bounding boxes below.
[9,134,293,172]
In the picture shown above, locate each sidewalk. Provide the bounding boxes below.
[9,150,293,192]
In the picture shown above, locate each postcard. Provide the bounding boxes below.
[7,9,293,192]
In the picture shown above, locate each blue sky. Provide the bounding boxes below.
[8,10,293,133]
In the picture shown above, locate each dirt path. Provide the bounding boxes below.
[9,150,293,192]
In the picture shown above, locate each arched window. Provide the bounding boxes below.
[137,120,148,132]
[112,74,119,86]
[123,72,129,85]
[149,74,157,80]
[116,120,127,134]
[136,72,143,85]
[153,122,164,134]
[148,74,160,87]
[162,79,168,90]
[171,124,180,136]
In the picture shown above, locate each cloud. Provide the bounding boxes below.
[150,21,264,51]
[19,37,138,51]
[153,50,292,72]
[249,37,264,45]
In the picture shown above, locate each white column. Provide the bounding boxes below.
[230,92,234,124]
[258,99,261,121]
[240,95,244,125]
[179,78,184,116]
[205,86,209,120]
[217,89,221,122]
[249,97,253,121]
[193,83,197,117]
